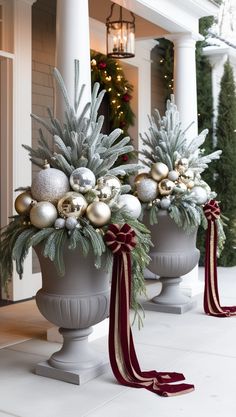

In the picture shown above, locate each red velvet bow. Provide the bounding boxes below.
[203,200,221,221]
[104,223,136,254]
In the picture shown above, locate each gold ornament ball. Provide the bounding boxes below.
[151,162,169,182]
[158,179,175,196]
[57,192,88,219]
[98,185,113,202]
[86,201,111,227]
[30,201,57,229]
[175,182,188,193]
[15,192,35,215]
[96,175,121,191]
[134,172,150,186]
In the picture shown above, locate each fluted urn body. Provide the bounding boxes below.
[146,210,199,309]
[35,245,110,379]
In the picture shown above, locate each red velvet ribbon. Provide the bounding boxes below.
[204,200,236,317]
[104,223,194,397]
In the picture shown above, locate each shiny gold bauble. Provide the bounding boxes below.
[158,179,175,196]
[30,201,57,229]
[98,185,113,202]
[96,175,121,191]
[15,192,35,215]
[180,169,194,185]
[134,172,150,186]
[151,162,169,182]
[57,192,88,219]
[86,201,111,227]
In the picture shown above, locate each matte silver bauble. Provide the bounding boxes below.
[190,186,208,205]
[96,175,121,191]
[30,201,57,229]
[160,198,171,210]
[118,194,142,219]
[136,178,159,202]
[57,192,88,219]
[70,167,96,193]
[86,201,111,226]
[65,217,78,230]
[168,170,179,182]
[54,218,66,229]
[151,162,169,182]
[14,192,35,215]
[31,168,70,204]
[158,179,175,196]
[98,185,113,202]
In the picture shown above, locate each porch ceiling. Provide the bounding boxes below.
[88,0,168,40]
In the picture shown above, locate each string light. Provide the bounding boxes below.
[106,76,112,81]
[164,75,168,79]
[160,59,164,63]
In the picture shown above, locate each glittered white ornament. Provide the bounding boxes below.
[151,162,169,182]
[65,217,78,230]
[160,198,171,210]
[118,194,142,219]
[190,186,208,205]
[86,201,111,226]
[31,168,70,204]
[58,192,88,218]
[168,170,179,182]
[136,178,158,202]
[70,167,96,193]
[54,218,66,229]
[30,201,57,229]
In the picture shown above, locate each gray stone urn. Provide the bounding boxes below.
[144,210,199,313]
[35,245,110,384]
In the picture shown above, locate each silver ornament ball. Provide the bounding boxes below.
[54,218,66,229]
[70,167,96,193]
[96,175,121,191]
[151,162,169,182]
[65,217,78,230]
[30,201,57,229]
[31,168,70,204]
[57,192,88,219]
[86,201,111,226]
[160,198,171,210]
[136,178,159,202]
[190,186,208,205]
[168,170,179,182]
[15,191,35,215]
[118,194,142,219]
[98,185,113,202]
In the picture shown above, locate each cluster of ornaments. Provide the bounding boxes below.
[15,161,142,231]
[135,159,208,210]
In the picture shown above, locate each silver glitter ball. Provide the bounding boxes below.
[136,178,158,202]
[118,194,142,219]
[65,217,78,230]
[54,218,66,229]
[31,168,70,204]
[70,167,96,193]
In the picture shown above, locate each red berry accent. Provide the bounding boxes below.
[98,61,107,70]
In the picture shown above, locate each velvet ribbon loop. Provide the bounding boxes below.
[105,223,194,397]
[203,200,236,317]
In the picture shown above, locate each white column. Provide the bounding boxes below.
[56,0,91,119]
[5,0,39,301]
[166,32,203,297]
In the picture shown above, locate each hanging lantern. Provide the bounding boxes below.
[106,3,135,59]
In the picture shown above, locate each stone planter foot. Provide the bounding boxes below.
[143,277,197,314]
[35,327,109,384]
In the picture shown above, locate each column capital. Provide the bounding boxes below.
[165,32,203,47]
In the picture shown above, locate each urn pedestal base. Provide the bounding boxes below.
[35,326,109,384]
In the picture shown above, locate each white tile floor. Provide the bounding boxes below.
[0,267,236,417]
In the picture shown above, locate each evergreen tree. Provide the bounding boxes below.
[215,59,236,265]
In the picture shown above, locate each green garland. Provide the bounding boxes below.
[91,50,135,164]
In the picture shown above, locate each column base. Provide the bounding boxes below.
[35,359,109,385]
[143,298,197,314]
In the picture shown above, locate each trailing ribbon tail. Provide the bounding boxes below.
[105,223,194,397]
[203,200,236,317]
